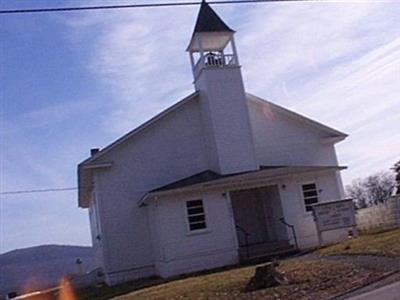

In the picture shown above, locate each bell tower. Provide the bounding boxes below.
[187,0,239,81]
[187,1,258,174]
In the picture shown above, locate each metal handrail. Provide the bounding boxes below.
[235,224,250,259]
[279,217,299,250]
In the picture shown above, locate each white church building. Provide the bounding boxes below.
[78,1,349,285]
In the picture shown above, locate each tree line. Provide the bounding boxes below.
[347,160,400,209]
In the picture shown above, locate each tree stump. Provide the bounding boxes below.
[245,261,288,292]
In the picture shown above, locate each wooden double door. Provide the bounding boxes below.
[231,188,270,246]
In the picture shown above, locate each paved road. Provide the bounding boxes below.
[347,281,400,300]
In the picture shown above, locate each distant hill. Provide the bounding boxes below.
[0,245,94,296]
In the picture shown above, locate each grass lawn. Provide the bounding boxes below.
[108,260,383,300]
[76,230,399,299]
[76,277,164,300]
[318,228,400,257]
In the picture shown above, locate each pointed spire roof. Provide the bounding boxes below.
[193,0,234,34]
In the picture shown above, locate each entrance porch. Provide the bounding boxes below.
[230,185,297,262]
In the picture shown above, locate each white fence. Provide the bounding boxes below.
[356,195,400,232]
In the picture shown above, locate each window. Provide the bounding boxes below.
[186,199,207,231]
[301,183,319,212]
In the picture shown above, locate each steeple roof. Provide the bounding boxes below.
[193,0,234,33]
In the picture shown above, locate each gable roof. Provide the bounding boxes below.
[79,92,199,167]
[77,92,199,208]
[78,91,347,208]
[193,1,234,34]
[247,93,348,139]
[80,92,345,168]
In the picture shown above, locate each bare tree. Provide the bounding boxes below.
[365,172,395,205]
[346,179,368,209]
[346,171,395,208]
[392,160,400,195]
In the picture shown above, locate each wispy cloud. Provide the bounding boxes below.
[234,1,400,182]
[62,6,198,133]
[1,100,95,135]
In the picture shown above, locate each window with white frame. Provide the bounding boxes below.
[301,183,319,212]
[186,199,207,231]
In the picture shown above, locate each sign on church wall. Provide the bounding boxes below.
[312,199,356,232]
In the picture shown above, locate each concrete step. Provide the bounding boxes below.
[242,248,299,265]
[239,241,291,256]
[239,241,298,264]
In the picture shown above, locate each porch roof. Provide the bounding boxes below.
[139,165,346,206]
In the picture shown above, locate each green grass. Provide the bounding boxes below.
[318,228,400,257]
[109,260,383,300]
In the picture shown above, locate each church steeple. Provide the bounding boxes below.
[187,1,239,80]
[192,0,234,34]
[186,1,258,175]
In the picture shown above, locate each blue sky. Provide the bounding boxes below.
[1,0,399,254]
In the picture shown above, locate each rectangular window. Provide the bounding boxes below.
[186,199,207,231]
[301,183,319,212]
